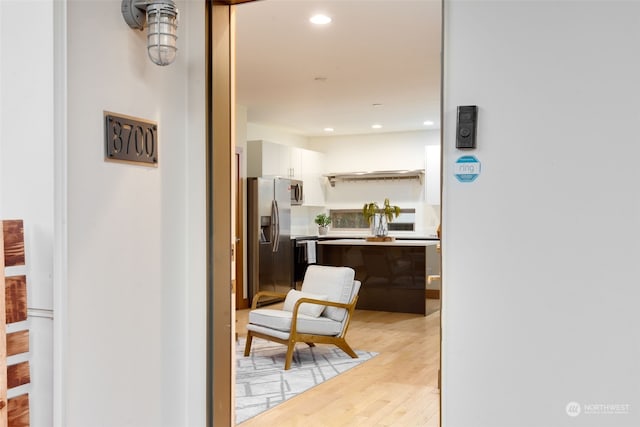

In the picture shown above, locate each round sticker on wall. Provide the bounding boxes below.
[454,155,481,182]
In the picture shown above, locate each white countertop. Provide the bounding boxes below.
[317,238,438,247]
[291,233,439,240]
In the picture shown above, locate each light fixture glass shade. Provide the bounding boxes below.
[146,2,178,66]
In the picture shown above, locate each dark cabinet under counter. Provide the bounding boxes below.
[291,236,319,287]
[317,239,440,315]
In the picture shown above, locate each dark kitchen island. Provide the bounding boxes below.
[317,239,440,315]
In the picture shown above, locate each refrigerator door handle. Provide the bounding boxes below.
[273,201,280,252]
[270,200,277,251]
[271,200,280,252]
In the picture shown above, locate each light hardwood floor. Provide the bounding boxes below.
[236,300,441,426]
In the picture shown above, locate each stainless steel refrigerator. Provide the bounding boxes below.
[247,177,293,306]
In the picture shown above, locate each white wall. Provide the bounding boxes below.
[64,1,205,426]
[1,1,55,426]
[309,130,441,235]
[246,121,309,148]
[442,1,640,426]
[184,2,207,423]
[308,130,438,172]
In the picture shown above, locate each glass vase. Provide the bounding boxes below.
[371,213,388,237]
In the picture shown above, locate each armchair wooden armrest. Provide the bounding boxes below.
[251,291,288,309]
[291,297,354,316]
[290,296,359,341]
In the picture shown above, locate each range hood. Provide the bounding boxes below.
[324,169,424,187]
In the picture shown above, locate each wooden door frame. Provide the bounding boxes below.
[207,2,234,426]
[207,2,261,426]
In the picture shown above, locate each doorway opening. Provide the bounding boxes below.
[208,1,443,426]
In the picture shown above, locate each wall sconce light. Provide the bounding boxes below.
[121,0,179,66]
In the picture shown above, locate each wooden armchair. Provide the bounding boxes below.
[244,265,360,370]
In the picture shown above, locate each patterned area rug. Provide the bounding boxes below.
[236,337,378,424]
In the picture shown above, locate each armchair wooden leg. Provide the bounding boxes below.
[244,332,254,357]
[284,340,296,370]
[335,339,358,359]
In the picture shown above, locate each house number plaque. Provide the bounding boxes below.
[104,111,158,165]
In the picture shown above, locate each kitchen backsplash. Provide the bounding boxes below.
[291,200,440,237]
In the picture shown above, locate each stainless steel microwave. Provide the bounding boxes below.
[290,179,303,205]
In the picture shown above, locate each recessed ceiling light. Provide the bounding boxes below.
[324,127,334,132]
[372,124,382,129]
[372,103,383,108]
[424,120,435,126]
[310,14,331,25]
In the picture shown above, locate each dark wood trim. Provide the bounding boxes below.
[7,394,29,427]
[2,220,25,267]
[425,289,440,300]
[6,331,29,357]
[235,151,249,310]
[5,276,27,324]
[1,222,7,426]
[6,362,30,389]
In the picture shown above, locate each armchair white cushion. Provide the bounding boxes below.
[244,265,361,370]
[282,289,328,317]
[298,264,356,322]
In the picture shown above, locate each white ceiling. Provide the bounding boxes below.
[235,0,442,137]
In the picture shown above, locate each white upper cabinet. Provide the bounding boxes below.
[247,140,326,205]
[288,146,303,179]
[300,149,326,206]
[248,140,290,177]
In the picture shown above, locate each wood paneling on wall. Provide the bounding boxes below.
[1,220,31,427]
